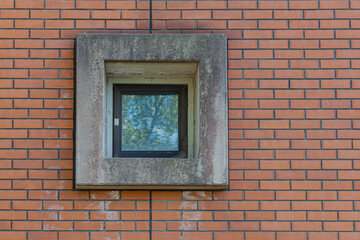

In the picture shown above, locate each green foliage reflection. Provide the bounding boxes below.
[121,94,179,151]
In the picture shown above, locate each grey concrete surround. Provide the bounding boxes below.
[76,34,228,189]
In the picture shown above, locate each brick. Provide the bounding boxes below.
[293,222,322,231]
[243,10,272,19]
[243,30,273,39]
[106,202,134,211]
[214,211,244,221]
[14,140,42,149]
[306,69,334,78]
[229,40,257,50]
[105,222,135,231]
[244,50,273,59]
[229,60,257,69]
[214,232,243,240]
[305,10,333,19]
[28,211,57,220]
[90,211,119,221]
[43,221,73,231]
[107,1,135,10]
[278,232,306,240]
[198,20,226,29]
[275,50,303,59]
[106,20,135,29]
[290,80,319,89]
[182,232,212,240]
[290,60,319,69]
[275,30,304,39]
[61,191,89,200]
[229,100,258,109]
[14,99,43,108]
[0,140,11,148]
[0,69,27,78]
[290,20,318,29]
[307,130,336,139]
[30,89,59,99]
[90,232,121,240]
[13,221,42,230]
[291,99,320,109]
[309,233,337,240]
[321,19,349,28]
[323,160,352,169]
[0,0,13,8]
[246,232,275,240]
[324,181,352,190]
[336,30,360,39]
[152,232,180,240]
[74,221,103,230]
[15,19,43,28]
[259,100,288,109]
[167,221,196,231]
[167,1,195,10]
[92,10,120,19]
[324,222,353,231]
[75,201,105,211]
[228,1,257,9]
[122,211,149,220]
[261,222,291,231]
[244,110,273,119]
[45,40,73,49]
[13,180,42,189]
[31,10,59,19]
[230,222,259,231]
[213,11,242,20]
[76,20,105,29]
[274,10,303,19]
[0,10,29,18]
[292,181,321,190]
[15,60,43,68]
[321,39,350,48]
[61,10,89,19]
[45,20,74,29]
[182,10,210,20]
[198,201,228,210]
[260,40,289,49]
[259,20,288,29]
[167,21,196,30]
[260,140,289,149]
[0,233,26,240]
[58,232,88,240]
[230,201,259,210]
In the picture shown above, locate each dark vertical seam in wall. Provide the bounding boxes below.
[149,0,153,236]
[149,190,152,240]
[149,0,152,33]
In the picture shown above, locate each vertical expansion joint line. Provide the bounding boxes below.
[149,190,152,240]
[149,0,152,33]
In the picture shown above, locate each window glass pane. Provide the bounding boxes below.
[121,94,179,151]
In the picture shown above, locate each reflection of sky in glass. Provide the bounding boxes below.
[121,94,178,151]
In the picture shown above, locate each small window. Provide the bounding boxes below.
[113,84,187,158]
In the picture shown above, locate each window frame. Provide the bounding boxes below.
[106,76,196,159]
[76,34,228,190]
[113,84,188,158]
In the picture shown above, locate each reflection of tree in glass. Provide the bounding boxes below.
[121,94,179,151]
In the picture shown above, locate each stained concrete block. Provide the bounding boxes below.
[76,34,228,189]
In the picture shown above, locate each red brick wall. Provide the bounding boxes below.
[1,0,360,239]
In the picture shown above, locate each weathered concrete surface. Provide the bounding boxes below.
[76,34,228,189]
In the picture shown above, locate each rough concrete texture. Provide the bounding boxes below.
[76,34,228,189]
